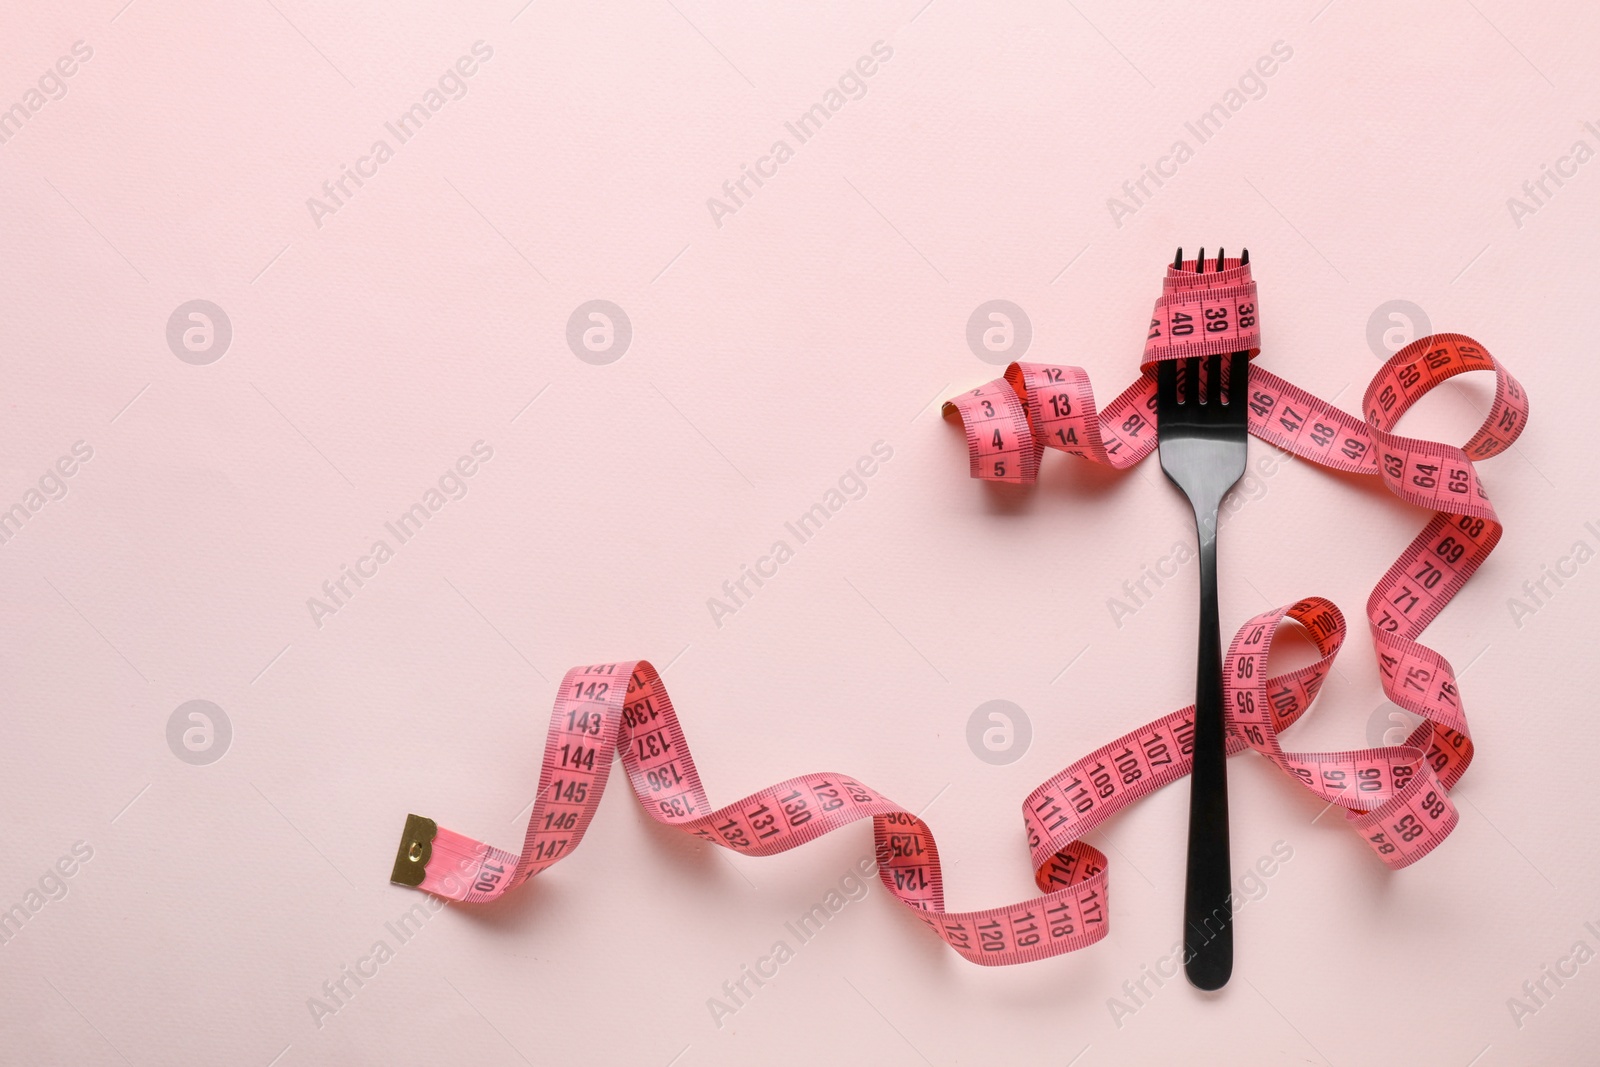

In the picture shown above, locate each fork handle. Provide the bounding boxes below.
[1184,515,1232,989]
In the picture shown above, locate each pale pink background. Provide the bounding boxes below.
[2,1,1598,1064]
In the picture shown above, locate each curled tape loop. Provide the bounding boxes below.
[394,260,1525,965]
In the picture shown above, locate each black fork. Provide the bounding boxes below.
[1157,247,1251,990]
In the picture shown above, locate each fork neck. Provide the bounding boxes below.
[1191,506,1220,589]
[1188,498,1224,548]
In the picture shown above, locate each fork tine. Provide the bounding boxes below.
[1158,358,1177,408]
[1240,248,1249,266]
[1229,350,1248,409]
[1195,247,1204,274]
[1184,357,1199,404]
[1164,248,1183,405]
[1211,248,1227,401]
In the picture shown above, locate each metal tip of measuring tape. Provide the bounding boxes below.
[390,813,437,887]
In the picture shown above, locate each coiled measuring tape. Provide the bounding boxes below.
[390,257,1525,965]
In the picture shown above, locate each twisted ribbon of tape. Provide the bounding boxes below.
[391,258,1525,964]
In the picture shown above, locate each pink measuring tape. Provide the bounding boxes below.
[390,257,1526,965]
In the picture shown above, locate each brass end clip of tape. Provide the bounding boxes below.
[390,813,437,887]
